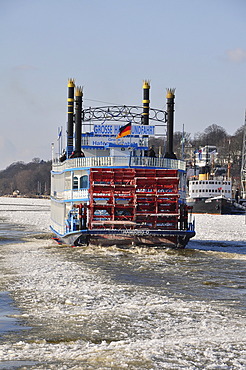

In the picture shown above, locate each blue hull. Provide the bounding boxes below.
[51,226,195,249]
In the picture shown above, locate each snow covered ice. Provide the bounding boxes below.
[0,197,246,369]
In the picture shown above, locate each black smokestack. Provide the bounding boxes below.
[164,88,177,159]
[67,79,75,157]
[142,80,150,125]
[74,86,83,158]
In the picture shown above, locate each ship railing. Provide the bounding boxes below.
[129,156,186,171]
[52,156,186,172]
[52,189,89,201]
[65,189,89,200]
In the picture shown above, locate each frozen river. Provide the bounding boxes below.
[0,197,246,369]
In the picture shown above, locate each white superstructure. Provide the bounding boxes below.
[188,178,232,199]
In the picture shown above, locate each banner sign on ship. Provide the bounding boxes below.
[93,124,155,136]
[86,136,147,147]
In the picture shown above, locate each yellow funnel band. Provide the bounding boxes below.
[142,100,150,103]
[67,98,74,102]
[68,79,75,88]
[199,173,209,181]
[75,86,83,96]
[142,80,150,89]
[166,88,175,99]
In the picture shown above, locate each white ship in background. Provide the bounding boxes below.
[187,145,245,214]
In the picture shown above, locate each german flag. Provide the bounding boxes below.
[116,123,131,139]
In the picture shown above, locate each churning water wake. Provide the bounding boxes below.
[0,198,246,369]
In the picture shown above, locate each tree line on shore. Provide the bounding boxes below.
[0,158,51,197]
[150,123,244,182]
[0,123,244,196]
[181,123,244,181]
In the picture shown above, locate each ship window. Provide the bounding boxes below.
[215,182,217,184]
[73,176,78,190]
[80,175,88,189]
[212,189,214,192]
[211,181,214,184]
[215,189,217,192]
[206,189,208,192]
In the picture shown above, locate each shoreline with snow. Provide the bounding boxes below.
[0,197,50,233]
[0,197,246,242]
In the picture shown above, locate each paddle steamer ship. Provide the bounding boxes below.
[50,80,195,248]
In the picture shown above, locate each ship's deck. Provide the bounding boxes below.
[52,156,186,172]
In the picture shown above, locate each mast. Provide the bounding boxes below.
[240,111,246,199]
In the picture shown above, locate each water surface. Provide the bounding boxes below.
[0,200,245,369]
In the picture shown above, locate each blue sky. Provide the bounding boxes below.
[0,0,246,169]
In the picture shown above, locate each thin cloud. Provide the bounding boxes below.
[226,48,246,63]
